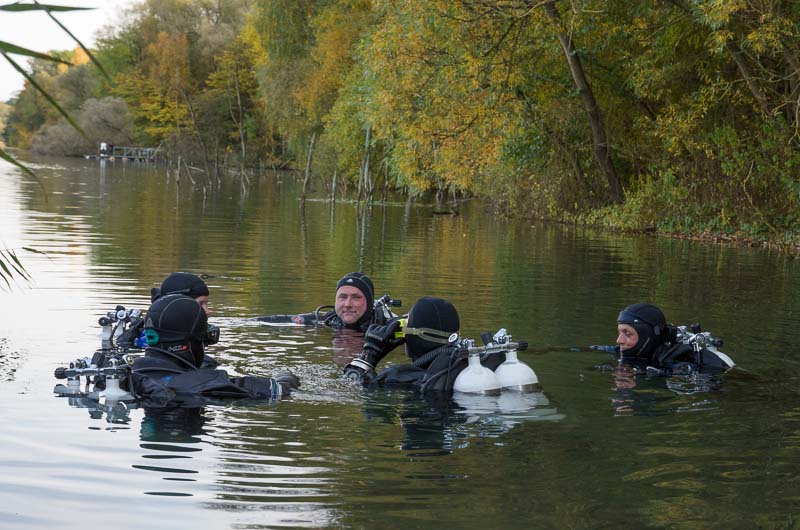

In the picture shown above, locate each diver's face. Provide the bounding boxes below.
[335,286,367,325]
[195,295,210,315]
[616,324,639,352]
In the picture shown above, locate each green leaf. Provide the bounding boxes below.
[0,255,14,289]
[21,246,48,256]
[37,1,111,81]
[1,51,87,138]
[0,3,92,12]
[0,40,71,64]
[5,250,31,280]
[0,148,35,176]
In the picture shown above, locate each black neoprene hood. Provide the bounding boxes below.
[405,296,460,360]
[145,294,208,344]
[617,302,667,357]
[152,272,209,302]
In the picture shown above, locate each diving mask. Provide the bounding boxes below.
[394,317,455,345]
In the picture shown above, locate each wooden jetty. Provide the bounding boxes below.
[85,146,164,162]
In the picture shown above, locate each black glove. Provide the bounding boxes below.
[363,318,404,357]
[343,361,372,383]
[343,319,404,382]
[274,370,300,395]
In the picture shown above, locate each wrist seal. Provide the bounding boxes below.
[348,357,375,373]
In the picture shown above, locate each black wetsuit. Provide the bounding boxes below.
[595,342,733,374]
[645,342,732,373]
[257,307,387,333]
[357,345,506,393]
[126,346,283,405]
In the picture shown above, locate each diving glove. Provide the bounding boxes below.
[342,360,373,383]
[363,318,404,356]
[274,371,301,395]
[343,319,404,383]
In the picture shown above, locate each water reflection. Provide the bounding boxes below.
[139,406,208,444]
[331,329,365,366]
[56,395,135,424]
[361,389,563,456]
[600,363,728,417]
[5,156,800,529]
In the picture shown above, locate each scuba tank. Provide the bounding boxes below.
[452,329,537,395]
[453,345,502,395]
[674,323,735,369]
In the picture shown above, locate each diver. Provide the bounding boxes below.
[256,272,395,333]
[342,296,506,391]
[125,294,299,405]
[115,271,212,348]
[601,302,735,374]
[92,271,219,386]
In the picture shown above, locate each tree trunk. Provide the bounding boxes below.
[361,123,372,200]
[725,40,771,116]
[543,0,622,203]
[228,64,247,174]
[784,46,800,131]
[301,131,316,199]
[182,90,212,177]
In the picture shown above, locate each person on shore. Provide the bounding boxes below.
[342,296,506,391]
[256,272,393,333]
[126,294,299,404]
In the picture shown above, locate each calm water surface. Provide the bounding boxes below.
[1,157,799,529]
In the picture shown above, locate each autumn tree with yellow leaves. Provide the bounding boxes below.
[5,0,800,246]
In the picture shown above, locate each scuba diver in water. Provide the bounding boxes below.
[342,296,506,391]
[256,272,397,333]
[606,302,735,374]
[91,271,219,386]
[116,271,212,348]
[125,294,299,405]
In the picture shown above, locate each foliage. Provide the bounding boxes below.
[0,247,33,291]
[0,1,112,286]
[31,97,135,156]
[5,0,800,247]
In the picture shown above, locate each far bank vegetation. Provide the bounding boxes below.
[3,0,800,248]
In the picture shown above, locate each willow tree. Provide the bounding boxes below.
[251,0,375,189]
[359,1,525,194]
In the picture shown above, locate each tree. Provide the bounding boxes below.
[541,0,622,203]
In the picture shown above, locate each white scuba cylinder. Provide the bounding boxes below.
[494,350,539,392]
[707,346,736,369]
[453,354,502,395]
[100,377,134,401]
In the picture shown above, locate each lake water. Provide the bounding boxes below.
[1,157,799,529]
